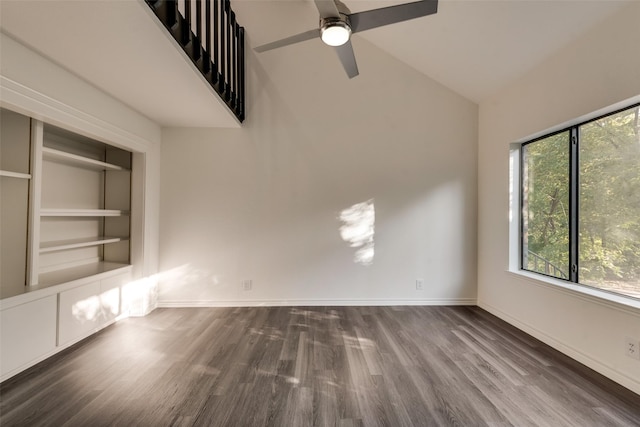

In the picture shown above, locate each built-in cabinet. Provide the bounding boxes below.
[0,107,135,381]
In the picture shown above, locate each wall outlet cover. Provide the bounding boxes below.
[624,337,640,360]
[242,280,252,291]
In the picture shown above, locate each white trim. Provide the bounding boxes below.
[478,300,640,395]
[507,270,640,314]
[27,120,43,286]
[158,298,477,308]
[0,76,154,153]
[0,265,133,311]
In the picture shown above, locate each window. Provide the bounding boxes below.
[521,103,640,300]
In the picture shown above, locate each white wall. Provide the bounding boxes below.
[478,4,640,394]
[159,36,478,305]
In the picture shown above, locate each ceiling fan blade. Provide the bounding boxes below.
[349,0,438,34]
[314,0,340,19]
[334,40,359,79]
[254,29,320,53]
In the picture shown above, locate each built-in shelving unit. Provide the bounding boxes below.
[1,90,144,382]
[0,108,134,298]
[34,123,132,288]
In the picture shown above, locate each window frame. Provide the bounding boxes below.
[518,102,640,300]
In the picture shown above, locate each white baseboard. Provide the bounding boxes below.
[158,298,477,308]
[478,300,640,396]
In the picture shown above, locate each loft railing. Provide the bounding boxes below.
[526,250,568,279]
[146,0,245,122]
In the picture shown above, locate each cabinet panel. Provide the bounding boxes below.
[57,281,102,346]
[0,178,29,298]
[0,295,57,377]
[100,271,132,323]
[1,108,31,298]
[0,109,31,174]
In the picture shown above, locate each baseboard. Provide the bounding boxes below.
[158,298,477,308]
[478,300,640,396]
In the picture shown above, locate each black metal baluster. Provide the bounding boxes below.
[183,0,191,45]
[213,0,219,85]
[219,0,226,95]
[230,13,237,108]
[225,0,231,101]
[204,0,211,74]
[196,0,202,41]
[239,26,245,120]
[144,0,244,122]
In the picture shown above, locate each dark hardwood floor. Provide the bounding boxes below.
[1,306,639,426]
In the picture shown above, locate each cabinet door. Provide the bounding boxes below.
[0,296,57,378]
[57,281,102,346]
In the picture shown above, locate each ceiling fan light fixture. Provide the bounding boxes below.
[320,18,351,47]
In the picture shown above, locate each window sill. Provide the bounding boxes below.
[506,269,640,313]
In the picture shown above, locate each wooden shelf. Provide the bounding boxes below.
[40,209,129,217]
[40,237,127,253]
[37,261,130,288]
[0,170,31,179]
[42,147,127,171]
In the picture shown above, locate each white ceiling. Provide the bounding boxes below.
[236,0,631,103]
[1,0,632,127]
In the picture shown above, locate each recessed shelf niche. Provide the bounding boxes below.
[35,124,132,287]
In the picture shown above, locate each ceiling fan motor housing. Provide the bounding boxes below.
[320,15,352,46]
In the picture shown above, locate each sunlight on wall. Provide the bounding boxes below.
[122,276,158,317]
[68,275,158,328]
[71,295,101,322]
[339,199,375,266]
[101,287,120,316]
[158,264,220,288]
[155,263,226,301]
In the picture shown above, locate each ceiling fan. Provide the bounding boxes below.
[254,0,438,78]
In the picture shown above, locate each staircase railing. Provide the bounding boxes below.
[526,250,568,279]
[146,0,245,122]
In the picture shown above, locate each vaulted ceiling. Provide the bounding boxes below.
[0,0,631,127]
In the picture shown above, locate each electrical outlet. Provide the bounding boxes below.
[242,280,252,291]
[625,337,640,360]
[416,279,424,291]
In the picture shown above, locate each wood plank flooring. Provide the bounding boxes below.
[1,306,639,426]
